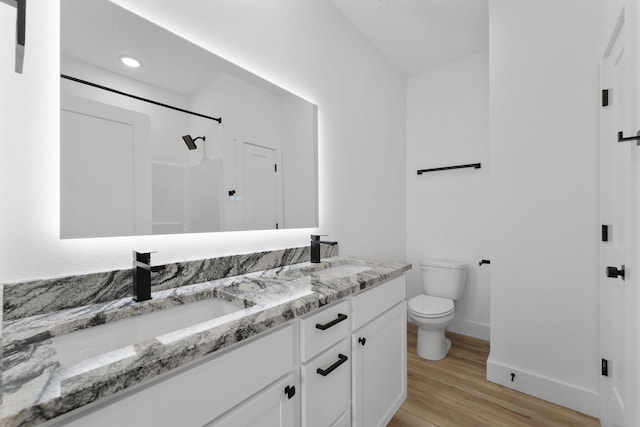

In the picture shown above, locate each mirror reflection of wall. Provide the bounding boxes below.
[60,0,318,238]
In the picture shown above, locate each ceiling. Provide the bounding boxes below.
[61,0,488,93]
[61,0,287,97]
[331,0,489,78]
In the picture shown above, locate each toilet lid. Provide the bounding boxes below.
[409,295,454,318]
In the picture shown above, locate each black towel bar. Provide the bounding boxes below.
[417,163,481,175]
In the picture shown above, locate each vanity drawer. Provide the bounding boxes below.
[302,339,351,427]
[352,275,405,331]
[300,300,350,362]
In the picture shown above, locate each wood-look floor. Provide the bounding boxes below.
[389,323,600,427]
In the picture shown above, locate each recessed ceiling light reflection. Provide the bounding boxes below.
[120,56,141,68]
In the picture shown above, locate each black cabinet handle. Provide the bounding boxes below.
[606,265,625,280]
[358,337,366,346]
[284,385,295,399]
[316,354,348,377]
[315,313,348,331]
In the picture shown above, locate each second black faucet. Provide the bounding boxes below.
[310,235,338,263]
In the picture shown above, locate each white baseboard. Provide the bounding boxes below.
[486,354,600,419]
[447,317,490,341]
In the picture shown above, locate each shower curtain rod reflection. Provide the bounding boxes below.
[416,163,481,175]
[60,74,223,124]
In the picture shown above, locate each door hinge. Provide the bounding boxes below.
[602,358,609,376]
[601,224,609,242]
[602,89,609,107]
[274,164,278,172]
[276,222,279,230]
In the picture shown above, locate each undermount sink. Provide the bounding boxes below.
[51,298,243,367]
[314,264,371,278]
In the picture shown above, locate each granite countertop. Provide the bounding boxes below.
[0,256,411,426]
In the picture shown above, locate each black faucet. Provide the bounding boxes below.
[133,251,165,302]
[310,235,338,263]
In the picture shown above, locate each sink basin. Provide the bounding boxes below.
[314,264,371,278]
[51,298,243,367]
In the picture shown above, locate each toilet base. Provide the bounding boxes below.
[416,328,451,361]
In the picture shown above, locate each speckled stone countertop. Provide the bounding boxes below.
[1,256,410,426]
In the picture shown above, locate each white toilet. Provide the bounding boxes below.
[408,259,467,360]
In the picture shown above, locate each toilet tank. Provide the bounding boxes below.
[420,259,467,300]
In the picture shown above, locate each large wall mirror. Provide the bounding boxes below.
[60,0,319,238]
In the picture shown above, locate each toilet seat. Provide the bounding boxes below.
[409,295,454,319]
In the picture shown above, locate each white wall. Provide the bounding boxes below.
[282,93,318,229]
[488,0,601,416]
[217,72,283,153]
[406,51,490,340]
[0,0,406,282]
[188,74,225,167]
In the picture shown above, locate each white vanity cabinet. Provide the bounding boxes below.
[299,300,351,427]
[351,276,407,427]
[55,324,297,427]
[47,273,408,427]
[299,275,407,427]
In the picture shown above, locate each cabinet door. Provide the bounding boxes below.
[209,374,297,427]
[352,302,406,427]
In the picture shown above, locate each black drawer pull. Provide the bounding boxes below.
[316,354,348,377]
[315,313,348,331]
